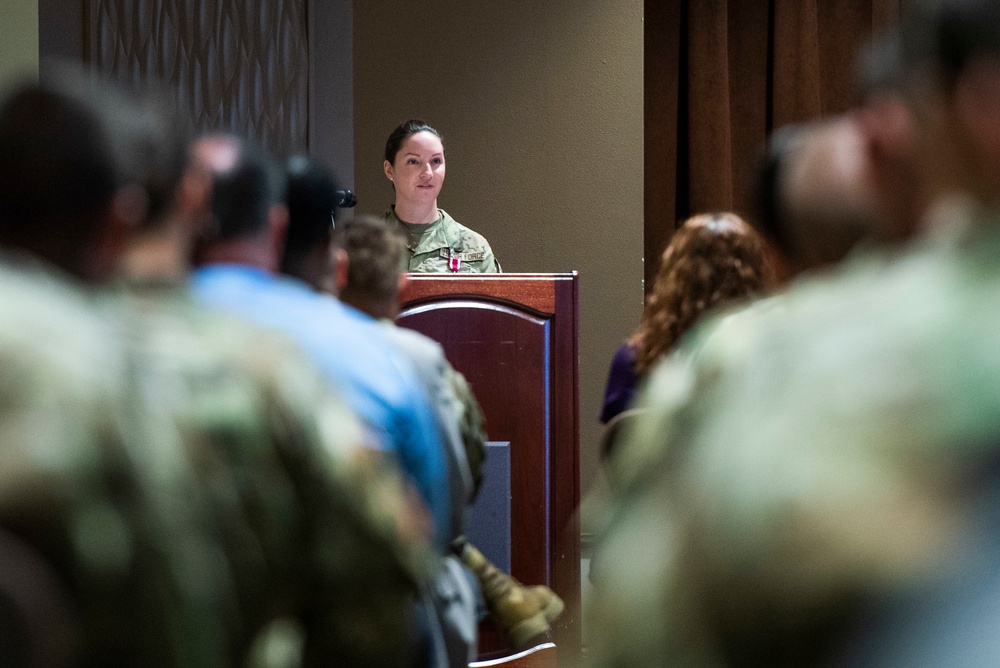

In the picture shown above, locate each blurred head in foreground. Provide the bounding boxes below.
[0,68,146,281]
[281,155,341,293]
[755,117,878,277]
[900,0,1000,209]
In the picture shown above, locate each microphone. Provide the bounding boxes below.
[335,189,357,208]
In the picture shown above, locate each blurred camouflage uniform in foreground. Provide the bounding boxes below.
[106,276,434,667]
[110,74,434,664]
[0,255,431,667]
[0,71,431,665]
[0,257,181,667]
[588,203,1000,667]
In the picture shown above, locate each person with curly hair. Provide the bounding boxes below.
[599,213,770,431]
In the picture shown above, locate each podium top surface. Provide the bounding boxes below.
[400,272,578,316]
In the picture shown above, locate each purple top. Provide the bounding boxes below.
[600,342,640,424]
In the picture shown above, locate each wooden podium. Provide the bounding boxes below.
[398,273,580,666]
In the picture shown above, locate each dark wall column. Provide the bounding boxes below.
[308,0,353,188]
[38,0,84,75]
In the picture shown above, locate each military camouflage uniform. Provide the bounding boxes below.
[106,278,433,667]
[375,322,488,666]
[588,200,1000,667]
[381,322,487,531]
[387,207,500,273]
[448,366,487,499]
[0,257,206,667]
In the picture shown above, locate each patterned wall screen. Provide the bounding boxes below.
[87,0,308,155]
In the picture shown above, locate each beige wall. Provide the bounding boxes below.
[354,1,644,498]
[0,0,39,87]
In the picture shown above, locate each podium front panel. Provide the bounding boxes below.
[399,273,580,664]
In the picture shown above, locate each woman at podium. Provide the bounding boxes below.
[383,120,501,273]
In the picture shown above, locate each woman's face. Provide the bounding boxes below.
[384,131,446,204]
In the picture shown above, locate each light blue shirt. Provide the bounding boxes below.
[192,264,451,547]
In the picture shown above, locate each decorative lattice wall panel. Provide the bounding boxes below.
[88,0,308,154]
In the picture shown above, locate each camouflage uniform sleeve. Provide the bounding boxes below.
[458,225,499,273]
[588,274,980,667]
[585,353,704,667]
[587,326,766,668]
[587,303,782,668]
[0,307,211,666]
[481,244,500,273]
[122,290,434,667]
[254,351,434,667]
[447,366,487,499]
[442,211,499,273]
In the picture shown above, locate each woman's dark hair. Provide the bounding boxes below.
[384,120,442,164]
[630,212,771,375]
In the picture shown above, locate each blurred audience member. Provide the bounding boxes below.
[113,93,430,666]
[758,39,922,264]
[332,212,484,524]
[333,211,565,653]
[190,135,452,550]
[281,161,481,664]
[280,155,342,294]
[588,1,1000,666]
[324,205,483,535]
[756,117,878,277]
[0,70,211,667]
[0,65,438,666]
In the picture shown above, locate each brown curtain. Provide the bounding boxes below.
[644,0,903,288]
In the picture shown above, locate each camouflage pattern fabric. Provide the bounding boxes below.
[381,323,487,509]
[387,207,500,273]
[0,257,195,667]
[448,367,487,500]
[105,278,434,667]
[588,202,1000,667]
